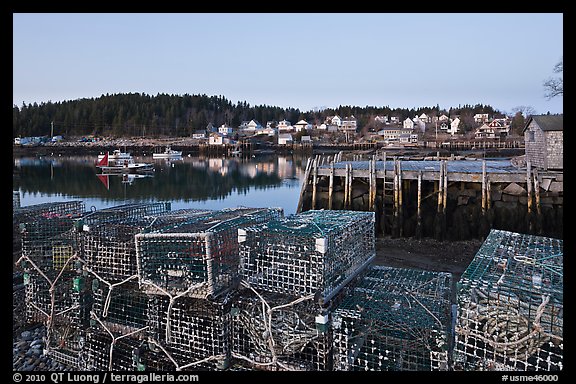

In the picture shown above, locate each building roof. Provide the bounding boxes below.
[524,114,563,132]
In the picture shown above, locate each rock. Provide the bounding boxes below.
[502,182,526,196]
[21,331,33,341]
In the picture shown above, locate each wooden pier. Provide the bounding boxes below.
[296,153,562,240]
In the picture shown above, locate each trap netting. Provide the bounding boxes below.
[238,210,375,303]
[135,207,283,299]
[80,202,171,228]
[454,229,563,371]
[83,328,148,371]
[13,200,85,266]
[230,285,333,371]
[145,293,235,371]
[332,266,452,371]
[90,280,149,334]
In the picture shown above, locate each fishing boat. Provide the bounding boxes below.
[97,149,132,162]
[152,146,182,159]
[96,152,154,174]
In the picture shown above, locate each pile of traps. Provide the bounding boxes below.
[331,266,453,371]
[454,229,563,371]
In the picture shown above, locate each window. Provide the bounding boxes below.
[528,131,535,142]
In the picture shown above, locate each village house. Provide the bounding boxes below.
[390,116,401,125]
[277,119,293,132]
[192,130,207,139]
[523,114,563,170]
[340,116,357,132]
[419,113,430,123]
[474,113,490,124]
[278,133,293,145]
[218,124,234,136]
[294,119,312,132]
[374,115,388,124]
[403,118,414,129]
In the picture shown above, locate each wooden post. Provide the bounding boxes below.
[486,175,491,210]
[437,160,443,214]
[534,168,541,216]
[393,159,399,235]
[328,161,334,210]
[417,170,422,236]
[369,156,376,211]
[296,157,312,213]
[348,163,353,209]
[442,160,448,214]
[481,160,487,215]
[311,157,318,210]
[398,160,403,237]
[526,160,533,215]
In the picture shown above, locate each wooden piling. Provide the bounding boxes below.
[328,161,334,210]
[296,157,312,213]
[481,160,487,215]
[486,175,491,210]
[526,160,533,215]
[416,170,422,238]
[369,156,376,211]
[437,160,443,214]
[534,168,541,216]
[398,160,403,237]
[442,160,448,214]
[311,156,318,210]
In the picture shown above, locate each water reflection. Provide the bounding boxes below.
[14,154,310,214]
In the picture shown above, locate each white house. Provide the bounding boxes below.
[277,119,293,132]
[245,119,262,133]
[438,114,449,122]
[474,113,490,123]
[218,124,234,136]
[192,130,207,139]
[316,123,327,130]
[301,135,312,144]
[390,116,401,124]
[374,115,388,124]
[340,116,357,132]
[403,118,414,129]
[209,133,224,145]
[450,118,460,135]
[294,120,312,132]
[278,133,293,145]
[419,113,430,123]
[330,115,342,127]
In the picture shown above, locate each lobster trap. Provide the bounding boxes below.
[13,200,85,267]
[13,190,20,209]
[79,202,171,228]
[135,207,283,299]
[332,266,452,371]
[90,280,149,334]
[454,229,563,371]
[230,286,333,371]
[83,330,147,371]
[145,293,235,371]
[238,210,375,303]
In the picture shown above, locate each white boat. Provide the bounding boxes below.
[97,149,132,162]
[152,146,182,159]
[96,152,154,173]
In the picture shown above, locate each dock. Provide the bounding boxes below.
[297,153,563,240]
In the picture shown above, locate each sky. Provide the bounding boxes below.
[13,13,563,115]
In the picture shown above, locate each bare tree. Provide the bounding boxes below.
[511,105,536,118]
[543,57,563,100]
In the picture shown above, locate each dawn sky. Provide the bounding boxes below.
[13,13,563,115]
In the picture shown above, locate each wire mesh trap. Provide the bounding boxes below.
[135,207,283,299]
[230,286,333,371]
[332,266,452,371]
[238,210,375,303]
[454,229,563,371]
[145,293,235,371]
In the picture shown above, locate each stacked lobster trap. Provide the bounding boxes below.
[80,206,217,371]
[232,210,376,371]
[454,229,563,371]
[331,266,453,371]
[16,202,89,368]
[134,207,284,371]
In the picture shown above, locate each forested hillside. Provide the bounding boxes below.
[13,92,501,138]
